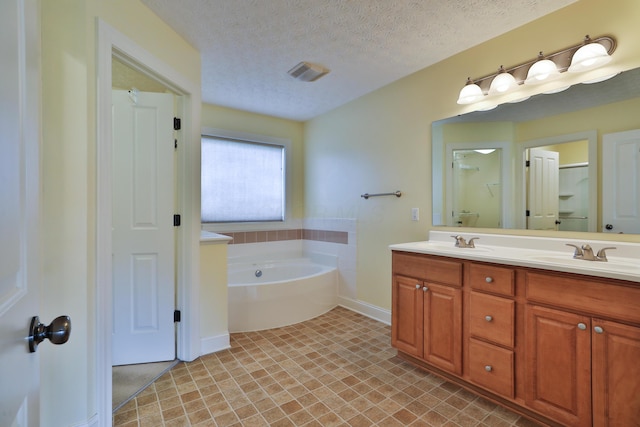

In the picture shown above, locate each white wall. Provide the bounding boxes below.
[303,0,640,313]
[40,1,201,425]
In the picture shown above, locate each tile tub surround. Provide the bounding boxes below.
[113,307,539,426]
[221,228,349,245]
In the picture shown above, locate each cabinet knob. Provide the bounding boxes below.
[485,315,493,322]
[423,286,429,292]
[594,326,604,334]
[577,323,587,330]
[485,277,493,283]
[485,365,493,372]
[415,284,421,289]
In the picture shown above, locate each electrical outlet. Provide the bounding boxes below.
[411,208,419,221]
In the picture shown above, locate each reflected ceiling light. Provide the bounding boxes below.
[488,66,518,95]
[568,36,612,73]
[457,78,484,105]
[455,35,616,106]
[525,52,560,85]
[474,149,496,154]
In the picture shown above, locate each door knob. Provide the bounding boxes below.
[28,315,72,352]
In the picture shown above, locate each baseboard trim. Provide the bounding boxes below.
[200,332,231,356]
[338,296,391,325]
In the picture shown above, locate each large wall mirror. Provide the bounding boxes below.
[432,66,640,235]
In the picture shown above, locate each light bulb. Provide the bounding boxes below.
[568,38,611,73]
[525,53,560,85]
[457,78,484,104]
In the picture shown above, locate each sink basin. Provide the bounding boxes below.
[529,255,640,273]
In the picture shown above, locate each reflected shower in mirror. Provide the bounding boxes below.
[432,66,640,234]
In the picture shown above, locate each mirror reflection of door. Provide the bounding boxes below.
[527,148,559,230]
[525,139,590,231]
[451,149,502,228]
[602,129,640,234]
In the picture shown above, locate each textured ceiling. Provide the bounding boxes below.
[141,0,576,121]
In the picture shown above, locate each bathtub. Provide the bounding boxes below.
[228,257,337,332]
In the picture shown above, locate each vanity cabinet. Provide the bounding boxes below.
[525,271,640,427]
[525,305,592,426]
[467,291,516,398]
[391,252,462,375]
[391,250,640,427]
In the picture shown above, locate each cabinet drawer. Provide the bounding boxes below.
[469,263,514,296]
[469,292,515,348]
[468,339,514,398]
[525,271,640,325]
[393,252,462,286]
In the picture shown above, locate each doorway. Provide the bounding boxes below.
[445,141,512,228]
[96,19,201,425]
[111,56,178,407]
[519,131,597,231]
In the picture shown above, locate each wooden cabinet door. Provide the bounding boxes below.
[525,305,592,426]
[423,282,462,375]
[592,319,640,426]
[391,275,423,358]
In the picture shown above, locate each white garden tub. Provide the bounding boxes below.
[228,257,337,332]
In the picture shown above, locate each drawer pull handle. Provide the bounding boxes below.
[423,286,429,292]
[577,323,587,330]
[485,365,493,372]
[415,284,421,289]
[594,326,604,334]
[485,315,493,322]
[485,277,494,283]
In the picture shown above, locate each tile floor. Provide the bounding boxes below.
[113,307,541,426]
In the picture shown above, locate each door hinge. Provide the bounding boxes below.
[525,160,530,167]
[174,310,181,322]
[526,210,530,217]
[173,214,181,227]
[173,117,181,130]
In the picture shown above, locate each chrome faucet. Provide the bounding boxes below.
[566,244,616,262]
[451,235,479,248]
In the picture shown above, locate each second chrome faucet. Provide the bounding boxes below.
[451,235,479,248]
[566,244,616,261]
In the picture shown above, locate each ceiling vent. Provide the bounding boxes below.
[287,61,329,82]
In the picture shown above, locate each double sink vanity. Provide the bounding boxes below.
[390,231,640,426]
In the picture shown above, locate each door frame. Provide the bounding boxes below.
[96,19,201,424]
[444,141,513,228]
[517,130,597,231]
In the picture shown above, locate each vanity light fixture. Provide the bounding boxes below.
[568,36,612,73]
[457,78,484,104]
[524,52,561,85]
[488,66,518,95]
[456,35,616,105]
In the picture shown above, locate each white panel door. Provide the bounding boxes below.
[112,90,175,365]
[0,1,41,426]
[602,129,640,234]
[527,148,559,230]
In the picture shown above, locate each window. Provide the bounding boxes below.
[201,134,286,223]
